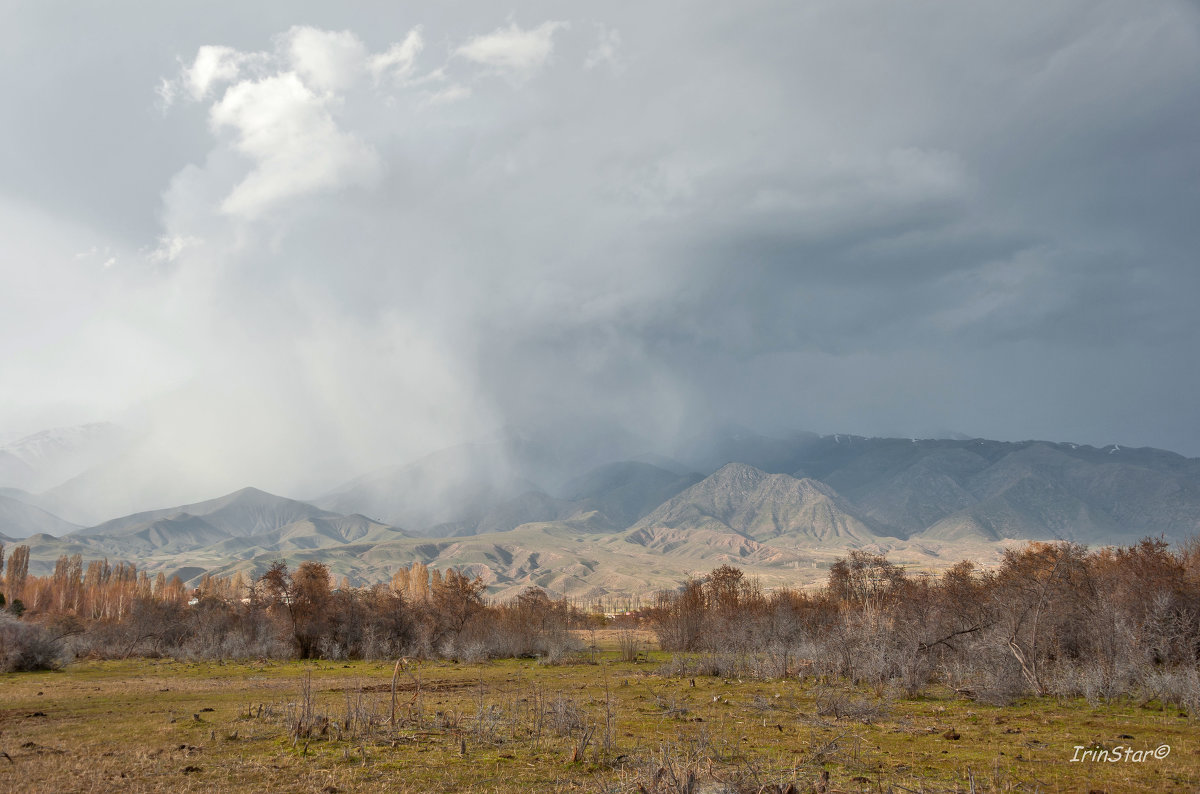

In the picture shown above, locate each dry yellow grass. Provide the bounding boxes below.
[1,650,1197,793]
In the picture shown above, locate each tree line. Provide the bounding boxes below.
[2,536,1199,715]
[0,544,583,669]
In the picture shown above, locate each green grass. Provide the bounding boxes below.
[0,648,1196,792]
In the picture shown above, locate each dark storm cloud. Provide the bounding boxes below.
[1,0,1198,510]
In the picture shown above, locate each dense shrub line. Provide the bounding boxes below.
[645,539,1200,711]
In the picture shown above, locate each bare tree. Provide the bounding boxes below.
[828,550,905,610]
[993,542,1092,695]
[5,545,29,610]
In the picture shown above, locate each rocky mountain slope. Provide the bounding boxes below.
[630,463,885,544]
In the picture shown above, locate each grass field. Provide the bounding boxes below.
[0,633,1195,793]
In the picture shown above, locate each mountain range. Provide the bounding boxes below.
[2,426,1198,599]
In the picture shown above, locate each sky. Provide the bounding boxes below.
[2,0,1199,502]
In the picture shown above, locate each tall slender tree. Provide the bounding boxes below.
[6,545,30,608]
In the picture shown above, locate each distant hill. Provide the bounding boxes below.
[64,487,406,558]
[630,463,888,545]
[0,493,78,539]
[77,487,343,540]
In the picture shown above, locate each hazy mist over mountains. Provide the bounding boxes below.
[3,4,1199,593]
[3,420,1198,597]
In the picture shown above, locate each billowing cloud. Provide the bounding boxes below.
[185,45,254,101]
[209,72,379,218]
[286,27,367,92]
[1,1,1199,518]
[160,27,428,221]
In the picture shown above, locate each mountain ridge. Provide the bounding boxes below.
[3,430,1198,598]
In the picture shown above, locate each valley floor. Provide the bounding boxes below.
[0,638,1195,793]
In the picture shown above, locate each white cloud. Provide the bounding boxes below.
[158,19,581,223]
[369,27,424,84]
[209,72,380,219]
[161,26,444,221]
[285,26,367,93]
[185,45,252,100]
[455,21,567,77]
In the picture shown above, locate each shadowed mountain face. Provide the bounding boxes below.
[3,431,1199,598]
[0,492,79,539]
[806,439,1200,544]
[560,461,703,530]
[665,432,1200,544]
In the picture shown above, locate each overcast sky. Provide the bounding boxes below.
[2,1,1199,498]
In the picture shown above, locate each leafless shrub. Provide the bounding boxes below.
[695,652,743,678]
[1138,667,1200,717]
[651,691,690,719]
[433,706,463,731]
[318,637,348,661]
[601,676,617,754]
[1045,660,1137,705]
[655,654,704,678]
[619,733,809,794]
[0,613,66,672]
[621,738,709,793]
[538,631,579,665]
[340,679,384,740]
[657,651,777,680]
[549,695,585,737]
[288,670,320,740]
[448,639,491,664]
[617,629,641,662]
[966,647,1028,707]
[569,723,596,762]
[813,687,890,723]
[472,702,504,743]
[256,670,392,749]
